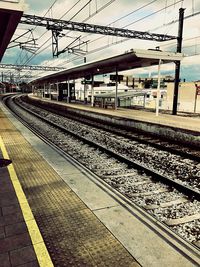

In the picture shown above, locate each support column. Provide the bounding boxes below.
[156,59,162,116]
[132,77,135,88]
[91,75,94,107]
[172,8,185,115]
[143,93,146,108]
[43,84,45,98]
[56,82,59,101]
[49,83,51,99]
[115,67,118,110]
[194,84,199,113]
[73,79,76,102]
[67,79,70,103]
[84,78,86,103]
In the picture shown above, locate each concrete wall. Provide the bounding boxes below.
[167,82,200,113]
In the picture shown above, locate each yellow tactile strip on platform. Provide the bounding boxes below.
[0,110,140,267]
[0,136,54,267]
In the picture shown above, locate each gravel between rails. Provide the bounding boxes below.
[6,95,200,246]
[16,96,200,192]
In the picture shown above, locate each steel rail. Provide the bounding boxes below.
[2,94,200,265]
[26,97,200,162]
[9,95,200,201]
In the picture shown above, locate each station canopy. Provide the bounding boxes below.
[0,1,23,62]
[33,49,183,84]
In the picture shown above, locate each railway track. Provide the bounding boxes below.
[24,94,200,162]
[16,95,200,193]
[3,94,200,256]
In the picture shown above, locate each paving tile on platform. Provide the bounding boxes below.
[0,183,15,193]
[17,260,40,267]
[10,245,37,266]
[0,233,31,253]
[0,212,24,227]
[5,222,28,237]
[0,226,5,239]
[0,252,10,267]
[2,204,21,216]
[0,192,19,207]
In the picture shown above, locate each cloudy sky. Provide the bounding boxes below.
[2,0,200,82]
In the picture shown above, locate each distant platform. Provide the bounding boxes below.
[29,94,200,147]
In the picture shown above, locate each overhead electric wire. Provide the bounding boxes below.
[21,0,95,65]
[15,0,59,65]
[22,0,117,66]
[26,0,118,76]
[26,0,160,73]
[33,0,183,77]
[59,0,82,19]
[17,0,200,81]
[22,0,175,67]
[82,0,116,23]
[151,9,200,32]
[75,0,159,45]
[61,0,183,66]
[121,0,183,29]
[54,0,184,67]
[68,0,92,21]
[28,0,184,78]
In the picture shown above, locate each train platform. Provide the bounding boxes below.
[0,100,199,267]
[29,94,200,147]
[31,95,200,132]
[57,102,200,133]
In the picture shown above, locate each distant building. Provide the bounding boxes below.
[0,82,6,94]
[33,75,200,113]
[166,82,200,113]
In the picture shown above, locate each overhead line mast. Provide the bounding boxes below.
[19,9,184,116]
[20,13,177,42]
[0,64,64,71]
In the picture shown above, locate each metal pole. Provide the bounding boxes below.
[91,75,94,107]
[49,83,51,99]
[73,79,76,102]
[194,84,198,113]
[84,79,86,103]
[172,8,185,115]
[43,84,45,98]
[67,79,70,103]
[84,57,86,103]
[156,59,162,116]
[143,93,146,108]
[115,67,118,110]
[56,82,59,101]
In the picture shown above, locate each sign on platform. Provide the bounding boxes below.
[195,85,200,96]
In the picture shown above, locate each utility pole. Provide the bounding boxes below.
[115,67,118,110]
[172,8,185,115]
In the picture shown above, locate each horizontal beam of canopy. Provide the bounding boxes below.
[32,49,183,84]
